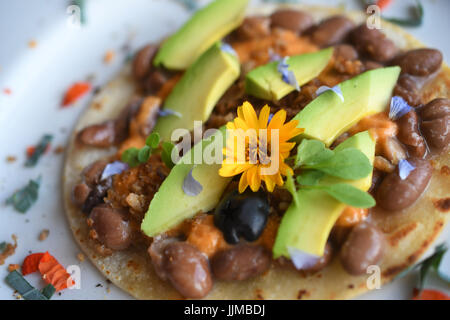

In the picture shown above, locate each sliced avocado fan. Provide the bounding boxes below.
[293,66,401,146]
[141,126,230,237]
[245,48,334,101]
[272,131,376,259]
[153,42,240,142]
[154,0,250,70]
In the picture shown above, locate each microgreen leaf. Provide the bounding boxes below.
[310,183,376,208]
[25,134,53,167]
[304,148,372,180]
[295,139,334,168]
[6,177,41,213]
[146,132,160,149]
[284,173,299,207]
[137,146,152,163]
[161,142,176,169]
[296,170,325,186]
[121,147,140,167]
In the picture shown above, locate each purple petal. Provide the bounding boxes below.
[316,85,344,102]
[101,161,129,181]
[182,168,203,196]
[158,109,182,118]
[288,247,320,270]
[268,49,282,62]
[389,96,412,120]
[398,159,415,180]
[277,57,300,91]
[221,43,237,57]
[267,113,274,125]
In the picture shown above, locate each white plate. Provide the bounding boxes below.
[0,0,448,300]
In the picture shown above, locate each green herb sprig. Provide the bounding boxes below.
[288,139,376,208]
[122,133,161,167]
[6,177,41,213]
[122,133,176,169]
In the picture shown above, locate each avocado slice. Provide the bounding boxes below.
[141,126,231,237]
[293,66,401,146]
[245,48,333,101]
[153,42,240,142]
[154,0,249,70]
[272,131,375,259]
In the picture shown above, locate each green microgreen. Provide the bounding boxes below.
[284,173,300,207]
[161,141,176,169]
[121,133,161,167]
[291,138,375,208]
[304,183,376,208]
[5,177,41,213]
[25,134,53,167]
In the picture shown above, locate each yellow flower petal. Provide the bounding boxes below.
[258,105,270,129]
[239,170,249,193]
[242,101,259,129]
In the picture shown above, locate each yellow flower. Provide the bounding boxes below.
[219,101,304,193]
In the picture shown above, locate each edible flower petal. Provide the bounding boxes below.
[316,85,344,102]
[277,57,300,91]
[398,159,415,180]
[219,102,304,193]
[101,161,129,181]
[183,168,203,196]
[288,247,319,270]
[389,96,412,120]
[158,108,182,118]
[221,43,238,57]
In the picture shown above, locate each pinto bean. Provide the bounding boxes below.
[162,242,212,299]
[270,10,314,34]
[364,60,384,71]
[350,25,397,62]
[76,121,117,148]
[114,98,143,143]
[144,68,173,94]
[89,204,132,250]
[132,44,158,80]
[306,242,334,272]
[394,48,443,76]
[340,222,385,275]
[234,16,271,40]
[334,44,358,61]
[376,158,432,211]
[148,237,179,281]
[382,137,407,165]
[72,183,91,207]
[82,177,112,214]
[420,98,450,150]
[397,110,426,157]
[310,16,354,47]
[82,160,108,187]
[211,245,270,281]
[394,74,421,106]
